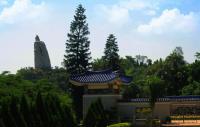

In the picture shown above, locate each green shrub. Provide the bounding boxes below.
[107,122,132,127]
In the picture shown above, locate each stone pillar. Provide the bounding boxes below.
[34,35,51,69]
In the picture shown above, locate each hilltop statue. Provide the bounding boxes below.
[35,35,40,41]
[34,35,51,69]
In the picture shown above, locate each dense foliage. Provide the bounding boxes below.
[0,69,70,101]
[0,71,75,127]
[0,93,75,127]
[93,47,200,98]
[16,67,69,91]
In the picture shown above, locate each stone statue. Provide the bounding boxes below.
[35,35,40,41]
[34,35,51,69]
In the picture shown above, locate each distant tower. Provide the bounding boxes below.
[34,35,51,69]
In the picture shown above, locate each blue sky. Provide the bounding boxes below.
[0,0,200,73]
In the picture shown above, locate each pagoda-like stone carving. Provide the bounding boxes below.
[34,35,51,69]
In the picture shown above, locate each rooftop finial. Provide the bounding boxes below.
[35,35,40,42]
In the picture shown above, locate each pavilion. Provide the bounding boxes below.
[70,69,132,94]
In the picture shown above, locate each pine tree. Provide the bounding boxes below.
[64,4,91,121]
[45,94,63,127]
[10,96,27,127]
[3,112,17,127]
[44,94,56,127]
[95,99,108,127]
[83,99,108,127]
[20,95,33,127]
[83,103,96,127]
[36,92,49,127]
[103,34,119,70]
[64,105,76,127]
[1,102,17,127]
[0,118,6,127]
[64,4,91,74]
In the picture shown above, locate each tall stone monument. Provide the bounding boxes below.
[34,35,51,69]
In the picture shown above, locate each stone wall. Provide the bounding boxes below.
[117,102,170,121]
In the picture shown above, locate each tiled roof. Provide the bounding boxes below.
[119,95,200,103]
[120,75,133,84]
[70,69,132,84]
[167,95,200,101]
[70,69,116,83]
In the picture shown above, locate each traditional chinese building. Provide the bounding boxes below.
[69,69,132,117]
[70,69,200,126]
[70,69,132,94]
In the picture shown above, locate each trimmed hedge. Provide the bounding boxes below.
[171,115,200,120]
[107,122,132,127]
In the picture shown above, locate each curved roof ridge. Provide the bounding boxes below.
[166,95,200,98]
[86,68,113,74]
[70,68,133,84]
[71,68,113,77]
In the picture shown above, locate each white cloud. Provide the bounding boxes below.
[0,0,47,24]
[98,0,158,25]
[137,8,199,34]
[99,4,130,26]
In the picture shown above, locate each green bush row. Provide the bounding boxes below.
[107,122,132,127]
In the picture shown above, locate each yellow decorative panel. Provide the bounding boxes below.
[88,84,109,89]
[113,85,119,89]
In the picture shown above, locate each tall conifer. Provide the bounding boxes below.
[20,95,32,127]
[103,34,119,70]
[64,4,91,121]
[0,118,6,127]
[36,92,49,127]
[1,102,17,127]
[64,4,91,74]
[10,96,27,127]
[84,99,108,127]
